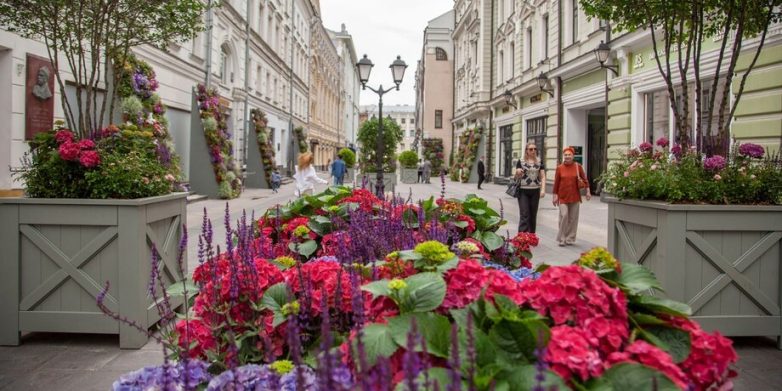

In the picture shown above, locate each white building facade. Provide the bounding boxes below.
[1,0,366,191]
[328,24,361,149]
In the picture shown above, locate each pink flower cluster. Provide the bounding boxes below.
[55,129,101,168]
[606,340,689,389]
[441,259,525,309]
[545,326,605,382]
[667,317,738,390]
[283,260,365,314]
[519,265,629,379]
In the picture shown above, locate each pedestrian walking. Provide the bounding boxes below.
[514,143,546,233]
[294,152,327,197]
[270,170,282,193]
[423,159,432,183]
[331,155,347,186]
[477,156,486,190]
[417,159,424,183]
[552,146,591,246]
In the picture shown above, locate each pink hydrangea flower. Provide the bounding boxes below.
[656,137,670,148]
[58,141,80,161]
[79,150,100,168]
[639,142,653,153]
[545,325,605,382]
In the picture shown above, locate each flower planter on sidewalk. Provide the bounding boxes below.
[605,196,782,347]
[400,167,418,184]
[0,193,188,349]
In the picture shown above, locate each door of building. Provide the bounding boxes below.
[500,125,514,178]
[587,108,606,194]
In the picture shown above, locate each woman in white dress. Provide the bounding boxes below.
[294,152,327,197]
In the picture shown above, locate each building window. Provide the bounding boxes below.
[527,117,547,165]
[498,50,504,84]
[401,118,406,124]
[435,110,443,129]
[436,47,448,61]
[526,27,532,69]
[542,15,549,60]
[219,46,231,84]
[510,42,515,79]
[644,89,669,145]
[572,0,579,44]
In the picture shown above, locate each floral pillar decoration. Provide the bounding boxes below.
[196,83,242,199]
[251,108,276,186]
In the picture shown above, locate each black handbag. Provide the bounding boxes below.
[506,179,520,197]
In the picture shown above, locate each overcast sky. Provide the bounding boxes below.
[321,0,453,107]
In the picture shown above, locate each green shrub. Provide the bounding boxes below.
[398,150,418,168]
[338,148,356,168]
[85,148,171,199]
[357,117,402,173]
[120,96,144,118]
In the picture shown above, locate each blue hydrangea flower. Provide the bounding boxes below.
[112,360,210,391]
[483,261,540,282]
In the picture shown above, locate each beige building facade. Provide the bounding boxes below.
[414,10,455,165]
[309,19,343,169]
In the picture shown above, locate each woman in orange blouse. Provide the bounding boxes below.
[552,147,591,246]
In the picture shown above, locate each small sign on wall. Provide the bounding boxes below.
[25,54,56,140]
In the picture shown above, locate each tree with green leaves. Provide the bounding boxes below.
[0,0,210,138]
[580,0,781,155]
[357,117,403,173]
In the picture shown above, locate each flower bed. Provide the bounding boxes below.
[602,138,782,204]
[196,84,242,199]
[450,128,483,182]
[107,188,738,390]
[251,109,277,186]
[422,138,445,173]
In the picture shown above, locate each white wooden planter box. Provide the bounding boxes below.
[0,193,188,349]
[605,197,782,347]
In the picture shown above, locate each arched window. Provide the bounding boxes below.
[435,47,448,61]
[219,44,232,84]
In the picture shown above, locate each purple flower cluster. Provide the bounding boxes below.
[656,137,670,148]
[703,155,727,172]
[738,143,765,159]
[639,142,653,153]
[670,144,682,158]
[131,70,157,99]
[112,360,211,391]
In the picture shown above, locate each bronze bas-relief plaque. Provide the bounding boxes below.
[25,54,55,140]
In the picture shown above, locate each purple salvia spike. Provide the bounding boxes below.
[404,318,421,391]
[466,312,477,391]
[318,288,334,391]
[448,323,461,391]
[441,171,446,199]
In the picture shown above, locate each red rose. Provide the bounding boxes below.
[79,150,101,168]
[58,141,80,161]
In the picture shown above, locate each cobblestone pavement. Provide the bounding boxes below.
[1,175,780,390]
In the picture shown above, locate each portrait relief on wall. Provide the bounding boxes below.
[25,54,55,140]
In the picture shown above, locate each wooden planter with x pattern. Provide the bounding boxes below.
[605,197,782,348]
[0,193,188,348]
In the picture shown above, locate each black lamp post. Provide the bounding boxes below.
[503,90,517,109]
[356,54,407,197]
[536,73,554,97]
[594,41,619,76]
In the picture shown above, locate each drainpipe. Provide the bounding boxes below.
[487,0,495,182]
[204,0,214,88]
[602,23,613,178]
[287,0,295,174]
[556,0,562,164]
[242,0,251,179]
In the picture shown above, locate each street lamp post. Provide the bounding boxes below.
[355,54,408,197]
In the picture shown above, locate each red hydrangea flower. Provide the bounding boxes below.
[58,141,80,161]
[667,316,737,390]
[338,188,380,212]
[606,340,689,389]
[518,265,628,356]
[545,325,605,382]
[283,260,362,314]
[54,129,74,144]
[441,259,526,309]
[455,214,476,233]
[318,231,351,257]
[78,139,95,150]
[509,232,539,268]
[175,318,217,359]
[79,150,101,168]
